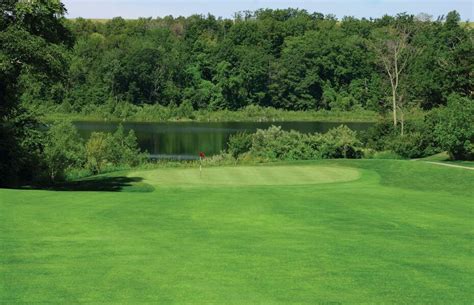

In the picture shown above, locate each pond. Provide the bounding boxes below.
[74,121,373,160]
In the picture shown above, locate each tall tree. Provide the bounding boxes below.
[369,23,419,134]
[0,0,72,185]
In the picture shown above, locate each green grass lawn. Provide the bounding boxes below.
[1,160,473,304]
[419,152,474,168]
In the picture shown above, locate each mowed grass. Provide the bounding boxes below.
[133,164,361,186]
[0,160,473,304]
[418,152,474,168]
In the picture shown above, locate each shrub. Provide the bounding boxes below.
[360,114,442,159]
[135,104,173,121]
[371,150,403,160]
[329,93,356,111]
[107,125,147,166]
[319,125,363,158]
[112,100,138,119]
[43,120,85,181]
[227,132,252,158]
[85,125,148,174]
[250,125,286,160]
[432,95,474,160]
[176,100,194,119]
[359,119,395,151]
[0,109,47,186]
[202,153,235,166]
[284,131,320,160]
[241,125,363,161]
[85,132,110,174]
[250,126,310,160]
[385,133,428,159]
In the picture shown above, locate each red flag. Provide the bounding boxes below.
[199,152,205,159]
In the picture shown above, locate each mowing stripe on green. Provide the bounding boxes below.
[132,165,361,187]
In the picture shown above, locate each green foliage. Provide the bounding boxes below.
[320,125,363,158]
[369,150,404,160]
[360,112,443,159]
[270,28,371,110]
[432,95,474,160]
[385,133,428,159]
[19,8,467,114]
[108,125,147,166]
[43,120,85,181]
[231,125,363,161]
[85,125,148,174]
[408,12,473,108]
[0,0,72,186]
[249,126,322,160]
[85,132,109,174]
[36,102,378,123]
[0,109,45,185]
[176,100,195,119]
[227,132,252,158]
[2,3,474,185]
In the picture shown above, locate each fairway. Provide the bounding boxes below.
[1,160,473,304]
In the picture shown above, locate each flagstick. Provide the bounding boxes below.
[199,156,202,178]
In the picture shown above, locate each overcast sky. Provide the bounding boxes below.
[63,0,473,20]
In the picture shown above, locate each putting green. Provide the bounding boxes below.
[132,164,361,186]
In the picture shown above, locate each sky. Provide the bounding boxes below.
[63,0,474,20]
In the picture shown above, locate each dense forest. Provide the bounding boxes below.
[20,9,473,113]
[1,1,473,186]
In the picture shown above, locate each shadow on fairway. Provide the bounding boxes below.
[20,176,154,192]
[51,176,145,192]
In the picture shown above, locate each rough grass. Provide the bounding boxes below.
[1,160,473,304]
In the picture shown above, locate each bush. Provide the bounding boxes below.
[385,133,427,159]
[43,120,85,181]
[250,125,285,160]
[112,100,138,119]
[201,153,235,166]
[0,109,46,186]
[135,104,173,121]
[432,95,474,160]
[232,125,364,161]
[360,119,395,151]
[85,132,110,174]
[319,125,363,158]
[176,100,194,119]
[250,126,310,160]
[107,125,148,166]
[227,132,252,158]
[360,114,442,159]
[370,150,403,160]
[85,125,148,174]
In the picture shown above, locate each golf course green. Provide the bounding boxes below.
[1,160,473,304]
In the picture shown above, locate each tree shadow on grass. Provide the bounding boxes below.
[23,176,154,192]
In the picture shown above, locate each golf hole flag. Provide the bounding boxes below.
[199,152,206,159]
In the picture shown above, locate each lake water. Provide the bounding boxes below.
[74,121,372,160]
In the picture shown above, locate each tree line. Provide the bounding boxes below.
[21,9,472,115]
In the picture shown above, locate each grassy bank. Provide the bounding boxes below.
[1,159,473,304]
[419,152,474,168]
[28,103,379,123]
[44,110,379,123]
